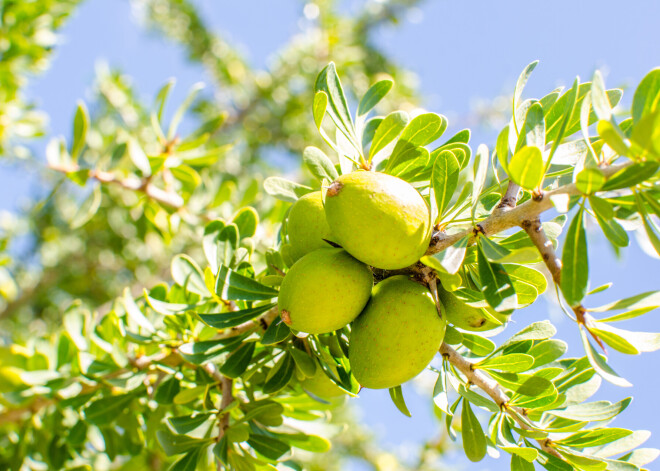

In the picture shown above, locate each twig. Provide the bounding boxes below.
[49,164,184,209]
[521,217,561,284]
[520,217,606,349]
[426,161,631,256]
[439,343,563,460]
[495,181,520,212]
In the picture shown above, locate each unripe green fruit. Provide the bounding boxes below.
[302,365,346,398]
[287,191,335,262]
[324,171,432,270]
[437,284,509,332]
[349,276,447,389]
[278,248,373,334]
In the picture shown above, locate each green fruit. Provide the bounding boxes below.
[437,284,509,332]
[287,191,335,262]
[349,276,446,389]
[278,248,373,334]
[324,171,432,270]
[302,365,346,398]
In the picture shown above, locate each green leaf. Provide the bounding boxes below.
[387,112,446,170]
[558,449,607,471]
[457,385,499,412]
[560,205,588,307]
[591,198,629,248]
[516,101,545,152]
[546,84,622,144]
[601,162,659,191]
[461,332,496,356]
[83,393,134,425]
[632,68,660,123]
[122,288,155,334]
[369,111,409,160]
[503,446,538,462]
[431,150,460,218]
[546,77,579,169]
[168,82,204,139]
[177,338,242,365]
[154,78,176,123]
[315,63,359,150]
[477,242,517,312]
[172,254,209,297]
[290,349,317,378]
[511,453,536,470]
[276,433,331,453]
[168,413,214,436]
[504,321,557,347]
[154,377,181,405]
[496,125,511,172]
[248,434,290,461]
[261,317,291,345]
[128,138,151,176]
[576,167,605,195]
[263,177,313,203]
[215,265,278,301]
[477,354,535,373]
[579,327,632,387]
[478,236,512,262]
[357,79,393,118]
[70,185,102,229]
[461,400,487,462]
[169,447,203,471]
[508,146,544,190]
[488,371,555,397]
[528,339,567,367]
[471,144,490,218]
[313,91,328,130]
[597,120,629,156]
[232,207,259,239]
[591,71,613,122]
[558,428,632,448]
[387,146,430,179]
[592,430,651,458]
[263,352,295,394]
[218,342,255,378]
[389,385,412,417]
[513,61,539,133]
[157,429,212,457]
[591,322,660,353]
[303,146,339,182]
[589,290,660,313]
[199,304,275,330]
[71,101,89,160]
[427,236,468,275]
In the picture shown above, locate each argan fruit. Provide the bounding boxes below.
[302,365,346,398]
[324,171,432,270]
[287,191,335,262]
[437,284,508,332]
[349,276,446,389]
[278,248,373,334]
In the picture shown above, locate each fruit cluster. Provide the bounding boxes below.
[278,170,503,393]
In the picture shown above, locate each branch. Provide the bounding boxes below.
[521,217,561,284]
[439,343,563,460]
[495,181,520,212]
[426,161,631,256]
[49,164,184,209]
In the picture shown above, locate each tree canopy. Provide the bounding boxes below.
[1,1,660,470]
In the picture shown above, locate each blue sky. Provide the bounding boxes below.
[4,1,660,469]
